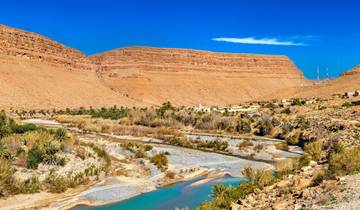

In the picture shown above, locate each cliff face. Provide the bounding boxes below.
[92,47,307,105]
[0,25,134,109]
[93,46,304,78]
[0,24,93,71]
[0,24,309,108]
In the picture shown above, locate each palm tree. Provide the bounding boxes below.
[211,184,227,198]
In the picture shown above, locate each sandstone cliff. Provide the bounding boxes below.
[91,47,307,105]
[0,24,310,109]
[0,25,134,109]
[0,24,93,71]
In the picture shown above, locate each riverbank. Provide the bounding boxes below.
[0,118,301,210]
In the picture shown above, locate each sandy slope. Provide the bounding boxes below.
[0,57,137,109]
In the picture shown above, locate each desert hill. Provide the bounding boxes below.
[3,24,357,109]
[92,47,307,105]
[267,65,360,100]
[0,24,136,109]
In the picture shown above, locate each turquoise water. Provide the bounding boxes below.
[73,176,245,210]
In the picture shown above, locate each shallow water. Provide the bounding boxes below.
[73,176,245,210]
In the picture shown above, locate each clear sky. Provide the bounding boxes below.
[1,0,359,79]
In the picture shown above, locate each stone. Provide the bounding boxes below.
[272,201,290,210]
[293,178,312,191]
[309,160,317,167]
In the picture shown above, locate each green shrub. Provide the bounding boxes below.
[329,146,360,176]
[255,120,273,136]
[0,125,11,139]
[134,150,146,158]
[342,101,353,108]
[45,173,69,193]
[12,177,41,194]
[291,98,304,106]
[281,107,291,114]
[144,145,153,151]
[235,119,251,133]
[87,143,111,170]
[242,166,274,187]
[27,147,44,169]
[150,153,168,171]
[9,123,37,134]
[297,155,310,168]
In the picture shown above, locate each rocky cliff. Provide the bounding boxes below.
[92,47,307,105]
[0,24,309,108]
[0,24,93,71]
[93,46,304,78]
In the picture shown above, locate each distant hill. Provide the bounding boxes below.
[5,24,356,109]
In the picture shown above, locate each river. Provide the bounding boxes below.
[72,176,245,210]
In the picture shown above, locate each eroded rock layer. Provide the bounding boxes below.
[92,47,307,105]
[0,24,93,70]
[0,24,309,108]
[93,47,304,78]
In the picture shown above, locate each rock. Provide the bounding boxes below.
[272,201,290,210]
[0,24,309,108]
[293,178,312,191]
[301,166,312,172]
[301,189,311,199]
[231,202,241,210]
[309,160,317,167]
[276,180,290,188]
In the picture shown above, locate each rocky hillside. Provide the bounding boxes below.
[341,64,360,76]
[0,24,309,109]
[0,24,134,109]
[92,47,307,105]
[0,24,93,71]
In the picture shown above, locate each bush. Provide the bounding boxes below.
[329,146,360,176]
[291,98,304,106]
[342,101,353,108]
[285,130,301,145]
[45,173,69,193]
[255,120,273,136]
[242,166,274,187]
[27,147,44,169]
[297,155,310,168]
[304,140,323,161]
[87,143,111,170]
[150,153,168,171]
[9,123,37,134]
[0,159,15,197]
[235,119,251,133]
[12,177,41,194]
[281,107,291,114]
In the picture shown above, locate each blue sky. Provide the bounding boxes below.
[1,0,359,79]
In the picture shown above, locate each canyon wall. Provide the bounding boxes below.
[0,24,93,71]
[93,46,304,78]
[92,47,307,105]
[0,24,310,109]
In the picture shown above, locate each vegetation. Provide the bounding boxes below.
[328,146,360,176]
[197,167,275,210]
[0,112,108,198]
[304,139,323,161]
[150,153,168,171]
